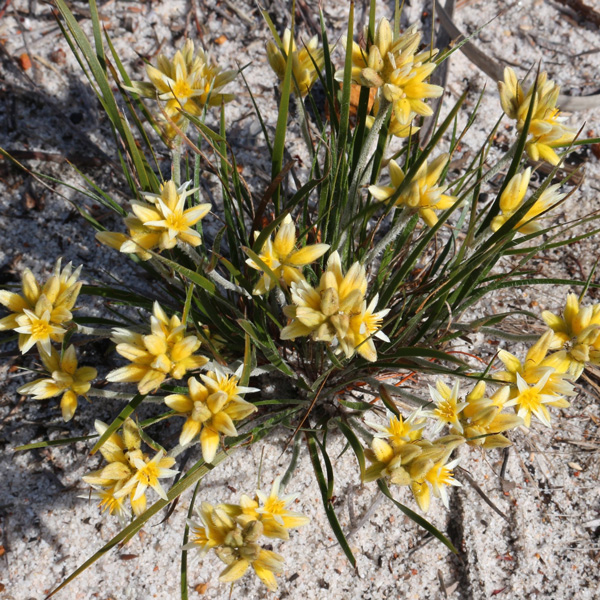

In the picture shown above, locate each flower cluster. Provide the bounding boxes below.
[488,294,600,427]
[185,478,309,591]
[0,259,81,354]
[494,329,575,427]
[424,379,524,445]
[369,154,456,227]
[82,418,178,521]
[364,377,527,511]
[364,408,464,512]
[337,17,443,132]
[107,301,208,394]
[498,67,575,165]
[97,180,211,259]
[490,167,565,234]
[246,214,329,294]
[281,251,389,362]
[165,366,258,461]
[17,345,97,421]
[542,293,600,380]
[266,29,326,97]
[125,40,236,137]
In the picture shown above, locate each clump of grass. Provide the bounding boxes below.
[2,0,600,596]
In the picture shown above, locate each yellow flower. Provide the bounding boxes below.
[185,503,285,592]
[114,449,179,503]
[82,484,130,525]
[366,95,420,138]
[14,309,66,355]
[266,29,325,96]
[238,476,310,541]
[106,302,208,394]
[348,294,390,362]
[369,154,455,227]
[410,456,461,512]
[503,370,559,427]
[0,258,82,353]
[366,408,425,449]
[498,67,575,165]
[185,501,239,554]
[541,293,600,379]
[458,381,523,449]
[423,379,468,434]
[164,367,258,460]
[96,216,162,261]
[363,429,465,511]
[129,180,211,251]
[494,330,575,406]
[83,418,178,517]
[125,39,236,136]
[490,168,565,234]
[245,214,329,294]
[17,345,97,421]
[363,432,424,485]
[336,18,443,124]
[281,251,388,361]
[499,67,558,124]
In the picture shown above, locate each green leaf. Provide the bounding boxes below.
[15,434,98,452]
[181,480,202,600]
[238,319,296,377]
[337,1,355,153]
[306,433,356,568]
[147,250,216,294]
[267,0,296,213]
[336,419,366,480]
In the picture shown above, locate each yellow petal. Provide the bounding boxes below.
[21,269,40,305]
[180,418,202,446]
[219,559,250,583]
[411,481,430,512]
[211,411,237,436]
[106,364,149,384]
[287,243,330,266]
[498,349,522,374]
[200,426,220,463]
[143,334,168,356]
[60,390,78,421]
[273,215,296,258]
[165,393,193,413]
[0,291,28,312]
[61,345,78,374]
[371,438,394,463]
[138,369,166,394]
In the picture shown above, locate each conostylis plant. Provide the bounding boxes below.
[2,0,600,596]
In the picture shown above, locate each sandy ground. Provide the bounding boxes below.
[1,0,600,599]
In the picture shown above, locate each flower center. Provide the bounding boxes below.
[436,400,457,422]
[264,498,286,515]
[172,79,193,101]
[138,462,160,486]
[517,389,542,411]
[165,212,187,232]
[31,319,51,339]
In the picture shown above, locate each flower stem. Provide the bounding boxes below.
[171,136,183,186]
